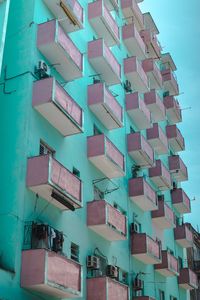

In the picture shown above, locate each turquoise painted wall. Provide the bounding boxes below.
[0,0,10,75]
[0,0,190,299]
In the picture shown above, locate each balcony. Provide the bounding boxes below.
[163,96,182,124]
[178,268,198,290]
[168,155,188,182]
[140,30,161,59]
[124,56,149,93]
[171,188,191,214]
[88,82,123,130]
[144,90,166,122]
[155,250,179,277]
[43,0,83,33]
[37,20,83,81]
[121,0,144,31]
[104,0,119,11]
[122,23,146,59]
[87,134,125,178]
[127,132,154,168]
[129,177,158,211]
[21,249,82,298]
[32,77,83,136]
[161,69,179,96]
[166,125,185,152]
[148,160,172,191]
[174,224,193,248]
[88,38,121,86]
[146,123,168,155]
[26,155,82,210]
[142,58,163,89]
[126,92,151,130]
[133,298,155,300]
[152,196,175,230]
[131,233,161,264]
[88,0,119,47]
[87,200,127,241]
[87,277,129,300]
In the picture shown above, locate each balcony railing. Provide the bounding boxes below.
[32,77,83,136]
[37,20,83,81]
[127,132,154,168]
[43,0,83,33]
[126,92,151,130]
[161,69,179,96]
[152,196,175,230]
[122,23,146,59]
[124,56,149,93]
[171,188,191,214]
[140,29,161,59]
[142,58,163,89]
[129,177,158,211]
[149,160,172,191]
[21,249,82,298]
[144,90,166,122]
[88,82,123,130]
[166,125,185,152]
[174,224,193,248]
[88,0,119,46]
[87,200,127,241]
[87,134,125,178]
[178,268,198,290]
[26,154,82,210]
[146,123,168,155]
[155,250,179,277]
[88,38,121,86]
[87,277,129,300]
[168,155,188,182]
[131,233,161,264]
[121,0,144,31]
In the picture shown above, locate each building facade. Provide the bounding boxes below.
[0,0,198,299]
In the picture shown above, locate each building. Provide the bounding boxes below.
[0,0,198,299]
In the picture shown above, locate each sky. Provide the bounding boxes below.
[140,0,200,230]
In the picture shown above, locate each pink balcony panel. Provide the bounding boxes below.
[124,56,149,93]
[171,188,191,214]
[163,96,182,124]
[131,233,161,264]
[122,23,146,59]
[21,249,82,298]
[88,0,119,46]
[129,177,158,211]
[161,69,179,96]
[43,0,83,33]
[87,277,129,300]
[88,82,123,130]
[146,123,168,155]
[133,297,155,300]
[104,0,119,11]
[149,160,172,191]
[121,0,144,31]
[168,155,188,182]
[166,125,185,152]
[87,200,127,241]
[26,155,82,210]
[32,77,83,136]
[140,30,161,59]
[174,224,193,248]
[37,20,82,81]
[87,134,125,178]
[152,197,175,230]
[88,39,121,86]
[142,58,163,89]
[144,90,166,122]
[155,250,179,277]
[178,268,198,290]
[127,132,154,168]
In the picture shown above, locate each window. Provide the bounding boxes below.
[93,124,102,135]
[118,269,128,285]
[39,140,55,157]
[178,256,183,270]
[71,243,79,262]
[170,296,177,300]
[166,247,174,256]
[130,126,135,133]
[159,290,165,300]
[73,167,80,178]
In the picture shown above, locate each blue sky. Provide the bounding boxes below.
[140,0,200,229]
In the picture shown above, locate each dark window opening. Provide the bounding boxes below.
[39,140,55,157]
[71,243,79,262]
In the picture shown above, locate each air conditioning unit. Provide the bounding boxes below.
[106,265,118,279]
[37,60,50,79]
[87,256,100,270]
[133,278,144,291]
[130,222,139,234]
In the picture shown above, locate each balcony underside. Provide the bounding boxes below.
[152,216,175,230]
[88,224,126,241]
[131,195,157,211]
[132,253,160,265]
